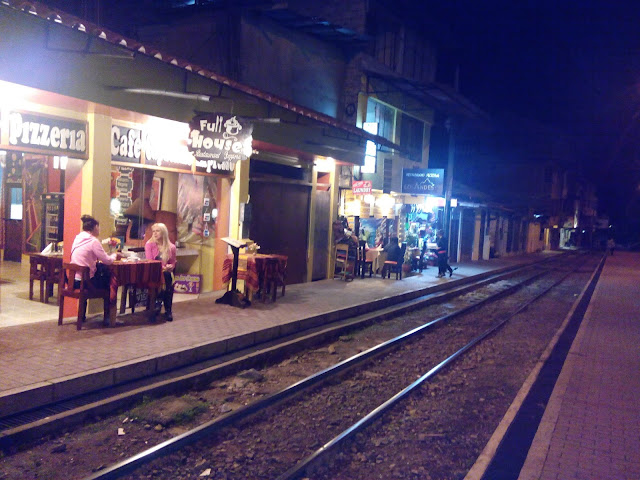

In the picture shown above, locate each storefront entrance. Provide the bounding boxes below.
[248,180,310,285]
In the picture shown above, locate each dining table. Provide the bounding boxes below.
[222,253,288,302]
[106,259,163,323]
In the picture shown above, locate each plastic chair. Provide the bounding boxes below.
[29,255,47,302]
[58,263,111,330]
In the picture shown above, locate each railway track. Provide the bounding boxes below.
[0,257,559,450]
[67,252,602,480]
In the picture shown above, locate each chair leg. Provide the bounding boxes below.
[29,279,34,300]
[78,298,88,330]
[129,287,137,314]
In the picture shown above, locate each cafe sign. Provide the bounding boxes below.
[401,168,444,196]
[189,113,253,174]
[7,111,88,158]
[111,121,194,172]
[352,180,372,195]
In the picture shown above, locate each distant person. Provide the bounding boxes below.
[70,214,121,314]
[607,237,615,256]
[436,229,456,278]
[145,223,177,321]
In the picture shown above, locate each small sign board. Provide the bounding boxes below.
[352,180,372,195]
[401,168,444,196]
[174,273,202,294]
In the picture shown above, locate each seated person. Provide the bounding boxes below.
[383,236,403,263]
[70,215,121,319]
[145,223,177,322]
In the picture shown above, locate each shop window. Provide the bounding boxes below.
[399,112,424,162]
[366,97,395,143]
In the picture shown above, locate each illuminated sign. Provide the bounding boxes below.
[8,111,87,158]
[189,114,253,174]
[401,168,444,196]
[352,180,372,195]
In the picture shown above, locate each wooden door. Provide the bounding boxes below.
[3,185,23,262]
[248,181,310,284]
[312,189,330,280]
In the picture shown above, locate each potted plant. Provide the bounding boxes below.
[402,246,412,273]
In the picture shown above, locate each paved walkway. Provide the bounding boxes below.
[517,251,640,480]
[0,253,546,416]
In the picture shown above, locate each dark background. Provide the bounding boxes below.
[415,0,640,240]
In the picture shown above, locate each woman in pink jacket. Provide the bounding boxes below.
[70,215,121,321]
[145,223,177,321]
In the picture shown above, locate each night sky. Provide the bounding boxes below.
[417,0,640,236]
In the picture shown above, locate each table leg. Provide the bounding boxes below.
[148,287,157,321]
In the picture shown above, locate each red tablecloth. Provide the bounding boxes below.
[108,260,163,288]
[222,253,288,294]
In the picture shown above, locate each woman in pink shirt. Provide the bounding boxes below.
[145,223,177,321]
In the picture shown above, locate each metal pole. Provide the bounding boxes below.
[444,117,455,255]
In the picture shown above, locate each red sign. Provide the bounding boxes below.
[352,180,372,195]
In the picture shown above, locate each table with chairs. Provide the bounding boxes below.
[58,259,163,329]
[222,253,288,302]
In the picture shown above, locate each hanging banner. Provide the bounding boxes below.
[401,168,444,196]
[189,114,253,175]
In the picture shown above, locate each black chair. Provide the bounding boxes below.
[382,243,406,280]
[357,240,374,278]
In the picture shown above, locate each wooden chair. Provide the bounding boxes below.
[45,258,62,304]
[264,255,287,302]
[334,243,354,281]
[58,263,111,330]
[29,255,47,302]
[382,244,406,280]
[357,241,373,278]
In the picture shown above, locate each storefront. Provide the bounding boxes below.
[0,81,236,301]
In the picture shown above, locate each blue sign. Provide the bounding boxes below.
[401,169,444,196]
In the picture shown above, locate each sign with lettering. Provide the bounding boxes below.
[111,124,142,163]
[111,120,194,172]
[401,168,444,196]
[352,180,372,195]
[189,114,253,174]
[7,111,88,158]
[174,273,202,294]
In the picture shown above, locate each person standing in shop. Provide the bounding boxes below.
[145,223,177,321]
[436,229,456,278]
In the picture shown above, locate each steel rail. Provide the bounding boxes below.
[276,257,585,480]
[81,262,565,480]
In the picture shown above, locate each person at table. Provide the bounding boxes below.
[145,222,177,321]
[70,214,121,306]
[383,236,403,263]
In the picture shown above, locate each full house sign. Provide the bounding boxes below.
[188,114,253,175]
